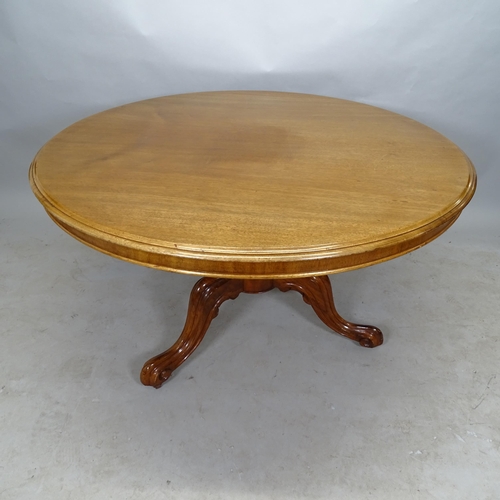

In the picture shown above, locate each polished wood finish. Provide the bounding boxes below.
[274,276,382,348]
[29,91,476,279]
[140,278,244,388]
[30,91,476,388]
[141,275,382,388]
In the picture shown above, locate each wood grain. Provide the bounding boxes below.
[140,278,244,388]
[141,275,382,388]
[29,91,476,278]
[274,276,383,348]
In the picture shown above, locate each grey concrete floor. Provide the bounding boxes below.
[1,192,499,499]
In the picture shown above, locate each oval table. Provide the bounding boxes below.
[29,91,476,388]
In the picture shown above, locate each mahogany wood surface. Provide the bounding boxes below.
[140,278,244,388]
[29,91,476,279]
[30,91,476,388]
[141,275,382,388]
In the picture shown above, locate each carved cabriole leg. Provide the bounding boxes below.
[140,278,244,388]
[273,276,383,348]
[141,275,383,388]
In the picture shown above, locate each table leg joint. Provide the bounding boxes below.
[140,275,383,388]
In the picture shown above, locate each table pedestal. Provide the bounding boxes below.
[140,276,383,388]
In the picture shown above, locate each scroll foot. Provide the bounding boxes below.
[274,276,383,348]
[141,275,382,389]
[140,278,244,388]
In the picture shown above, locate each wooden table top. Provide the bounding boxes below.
[30,91,476,278]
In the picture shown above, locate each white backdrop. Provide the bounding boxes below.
[1,0,499,222]
[2,3,500,497]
